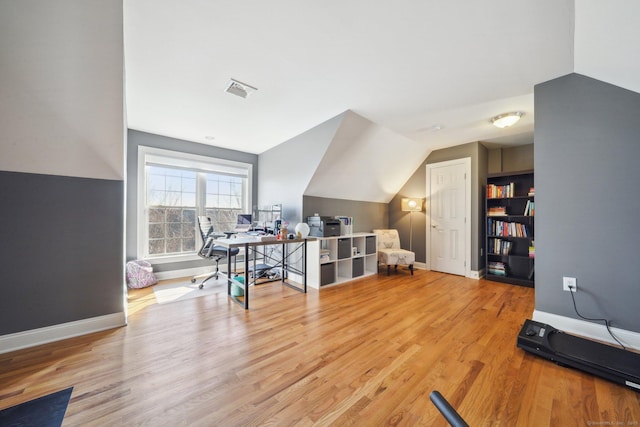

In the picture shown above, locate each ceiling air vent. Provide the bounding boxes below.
[225,78,257,98]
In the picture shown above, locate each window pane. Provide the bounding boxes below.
[182,192,196,206]
[149,239,164,255]
[206,194,218,207]
[166,238,182,253]
[149,223,164,239]
[183,209,196,223]
[149,208,165,223]
[182,177,196,192]
[166,222,182,238]
[148,174,165,191]
[183,237,195,252]
[148,190,165,206]
[166,176,182,192]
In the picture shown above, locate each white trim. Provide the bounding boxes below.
[146,253,201,265]
[154,266,216,281]
[468,269,482,280]
[0,312,126,354]
[532,310,640,351]
[425,157,472,278]
[414,262,427,270]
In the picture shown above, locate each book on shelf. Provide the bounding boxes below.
[529,240,535,258]
[487,206,507,216]
[523,200,535,216]
[489,238,512,255]
[487,218,529,238]
[487,182,515,199]
[488,261,507,276]
[528,187,535,196]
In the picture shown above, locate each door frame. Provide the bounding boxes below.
[425,157,472,277]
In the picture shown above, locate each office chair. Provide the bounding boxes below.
[192,216,239,289]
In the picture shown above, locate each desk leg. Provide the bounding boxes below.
[227,248,232,296]
[281,242,287,282]
[303,239,307,293]
[244,242,249,309]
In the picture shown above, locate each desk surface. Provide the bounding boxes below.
[213,236,316,248]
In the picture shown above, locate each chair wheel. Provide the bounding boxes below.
[191,278,196,283]
[198,284,204,289]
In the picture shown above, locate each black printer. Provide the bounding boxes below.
[307,216,341,237]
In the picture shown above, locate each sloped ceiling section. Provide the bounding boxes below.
[304,110,431,203]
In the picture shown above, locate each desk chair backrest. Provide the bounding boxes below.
[197,216,215,241]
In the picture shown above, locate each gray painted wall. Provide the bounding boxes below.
[535,73,640,333]
[390,142,487,270]
[0,172,123,335]
[303,196,388,233]
[486,145,534,174]
[126,130,259,274]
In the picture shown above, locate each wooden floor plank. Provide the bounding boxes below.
[1,270,639,426]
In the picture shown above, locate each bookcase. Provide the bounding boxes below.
[485,170,534,287]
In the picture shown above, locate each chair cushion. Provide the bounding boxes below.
[378,248,415,266]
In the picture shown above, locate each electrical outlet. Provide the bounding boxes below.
[563,276,577,292]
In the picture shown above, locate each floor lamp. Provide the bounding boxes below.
[401,197,423,252]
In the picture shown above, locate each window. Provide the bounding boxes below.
[138,146,252,261]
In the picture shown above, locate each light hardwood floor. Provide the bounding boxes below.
[1,270,639,426]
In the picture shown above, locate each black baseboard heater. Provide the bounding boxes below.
[517,319,640,392]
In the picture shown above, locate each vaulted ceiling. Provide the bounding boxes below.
[124,1,640,155]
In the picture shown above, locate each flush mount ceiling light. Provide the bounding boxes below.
[491,111,524,128]
[225,78,258,99]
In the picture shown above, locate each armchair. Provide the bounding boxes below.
[372,229,415,275]
[192,216,239,289]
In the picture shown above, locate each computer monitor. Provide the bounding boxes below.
[235,214,252,232]
[237,214,252,225]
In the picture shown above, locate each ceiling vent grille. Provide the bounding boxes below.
[225,79,257,98]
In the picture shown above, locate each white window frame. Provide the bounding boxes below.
[137,146,253,263]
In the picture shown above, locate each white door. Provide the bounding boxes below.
[427,159,469,276]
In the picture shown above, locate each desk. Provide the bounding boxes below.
[213,236,314,309]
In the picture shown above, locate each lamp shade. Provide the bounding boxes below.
[294,222,310,238]
[401,198,422,212]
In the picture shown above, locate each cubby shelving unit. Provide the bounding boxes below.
[306,233,377,289]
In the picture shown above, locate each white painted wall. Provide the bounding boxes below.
[0,0,124,180]
[305,111,431,203]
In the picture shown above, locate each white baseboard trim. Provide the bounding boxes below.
[532,310,640,351]
[414,262,427,270]
[0,312,126,354]
[468,269,483,280]
[154,266,214,281]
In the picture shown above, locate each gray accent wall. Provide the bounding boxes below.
[0,172,124,335]
[535,73,640,333]
[486,144,534,174]
[126,130,259,274]
[303,196,388,233]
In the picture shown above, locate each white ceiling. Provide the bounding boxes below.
[124,0,640,155]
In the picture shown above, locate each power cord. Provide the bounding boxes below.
[567,285,626,350]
